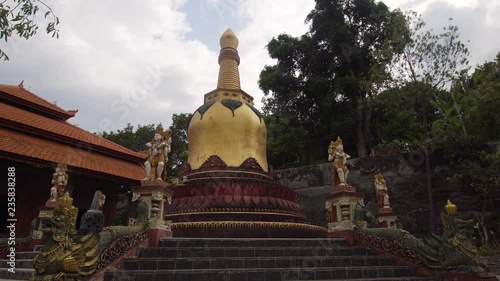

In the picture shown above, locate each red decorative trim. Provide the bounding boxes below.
[181,162,191,175]
[354,230,424,265]
[239,157,264,172]
[325,190,365,200]
[199,155,227,170]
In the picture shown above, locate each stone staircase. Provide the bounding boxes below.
[104,238,438,281]
[0,251,36,281]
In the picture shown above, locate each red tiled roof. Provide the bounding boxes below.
[0,102,147,160]
[0,83,76,120]
[0,127,145,181]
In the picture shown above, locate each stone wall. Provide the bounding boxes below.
[275,149,500,236]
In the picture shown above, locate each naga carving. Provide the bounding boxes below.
[30,192,100,281]
[30,191,151,281]
[355,200,482,272]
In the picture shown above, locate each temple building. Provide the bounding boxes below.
[166,29,326,237]
[0,83,145,236]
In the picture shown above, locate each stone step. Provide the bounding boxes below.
[124,255,394,270]
[104,266,428,281]
[0,268,33,281]
[308,279,439,281]
[0,259,33,269]
[7,251,38,260]
[159,238,347,248]
[139,245,371,258]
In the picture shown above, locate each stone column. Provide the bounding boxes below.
[325,190,365,232]
[131,179,174,246]
[376,207,397,228]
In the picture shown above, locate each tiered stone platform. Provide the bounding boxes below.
[104,238,439,281]
[166,156,326,237]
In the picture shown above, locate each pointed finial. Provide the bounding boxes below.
[90,191,100,210]
[445,199,457,215]
[220,28,238,49]
[18,80,24,88]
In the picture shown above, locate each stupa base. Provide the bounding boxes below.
[172,221,326,238]
[166,173,326,238]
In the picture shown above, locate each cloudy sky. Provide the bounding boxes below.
[1,0,499,133]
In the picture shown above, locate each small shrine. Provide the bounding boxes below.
[325,137,365,236]
[374,173,397,228]
[32,162,70,240]
[130,123,174,245]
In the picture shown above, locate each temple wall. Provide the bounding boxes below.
[275,144,500,236]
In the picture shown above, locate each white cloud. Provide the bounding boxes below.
[234,0,315,109]
[0,0,498,134]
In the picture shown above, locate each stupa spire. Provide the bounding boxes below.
[217,28,241,89]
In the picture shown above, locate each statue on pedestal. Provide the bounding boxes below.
[51,162,68,199]
[143,124,172,182]
[374,173,392,210]
[328,137,351,187]
[98,191,106,211]
[48,186,58,203]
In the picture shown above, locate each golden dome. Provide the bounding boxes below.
[187,29,268,172]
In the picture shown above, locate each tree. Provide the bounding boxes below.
[0,0,59,61]
[466,53,500,141]
[390,13,471,140]
[168,113,192,177]
[391,13,470,90]
[446,145,500,250]
[101,123,154,152]
[265,115,308,169]
[369,85,425,148]
[260,0,409,159]
[388,13,471,232]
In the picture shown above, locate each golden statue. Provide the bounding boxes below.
[328,137,350,187]
[30,192,100,281]
[143,124,172,182]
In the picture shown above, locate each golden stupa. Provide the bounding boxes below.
[168,29,325,238]
[187,28,268,172]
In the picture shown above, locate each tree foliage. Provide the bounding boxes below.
[168,113,192,177]
[265,115,307,169]
[0,0,59,61]
[389,12,471,144]
[446,145,500,250]
[429,53,500,143]
[369,85,424,146]
[466,53,500,141]
[101,123,155,152]
[391,13,470,90]
[260,0,409,160]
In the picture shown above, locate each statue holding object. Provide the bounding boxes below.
[143,123,172,182]
[51,162,68,200]
[328,137,351,187]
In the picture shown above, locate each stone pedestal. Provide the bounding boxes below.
[325,185,364,233]
[376,207,397,228]
[148,228,173,247]
[132,180,174,236]
[31,203,57,240]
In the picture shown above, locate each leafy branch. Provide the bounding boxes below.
[0,0,59,61]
